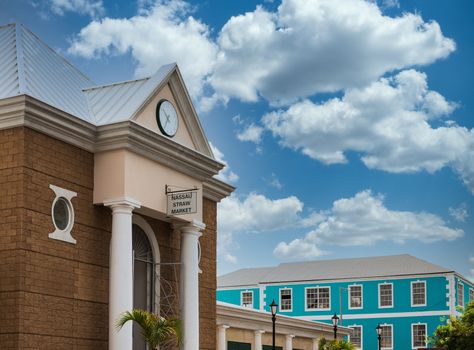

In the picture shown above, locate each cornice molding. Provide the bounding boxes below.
[203,177,236,202]
[216,303,351,338]
[0,95,234,199]
[96,121,224,181]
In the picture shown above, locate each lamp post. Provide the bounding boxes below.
[376,324,382,350]
[270,299,278,350]
[331,313,339,340]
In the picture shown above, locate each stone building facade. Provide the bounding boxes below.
[0,23,233,350]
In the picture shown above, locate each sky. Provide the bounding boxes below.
[1,0,473,280]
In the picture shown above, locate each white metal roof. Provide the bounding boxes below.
[218,254,453,287]
[0,23,177,126]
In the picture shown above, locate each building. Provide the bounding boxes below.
[217,254,474,350]
[216,301,351,350]
[0,23,234,350]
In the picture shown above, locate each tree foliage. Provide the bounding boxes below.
[116,309,182,349]
[318,337,356,350]
[431,300,474,349]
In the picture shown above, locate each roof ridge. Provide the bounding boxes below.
[278,253,413,266]
[83,77,151,92]
[14,23,26,94]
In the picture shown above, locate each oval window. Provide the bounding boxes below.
[53,197,71,231]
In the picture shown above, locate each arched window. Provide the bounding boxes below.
[132,216,160,350]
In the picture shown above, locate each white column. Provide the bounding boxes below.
[105,198,140,350]
[254,330,265,350]
[217,325,230,350]
[312,338,319,350]
[178,220,206,350]
[285,334,295,350]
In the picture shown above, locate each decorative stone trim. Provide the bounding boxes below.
[49,184,77,244]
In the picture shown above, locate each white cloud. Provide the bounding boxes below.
[236,123,264,143]
[68,0,217,98]
[274,190,464,260]
[449,204,468,222]
[210,0,455,105]
[50,0,104,18]
[262,70,474,193]
[209,143,239,183]
[469,256,474,264]
[217,192,305,263]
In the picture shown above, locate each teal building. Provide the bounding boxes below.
[217,255,474,350]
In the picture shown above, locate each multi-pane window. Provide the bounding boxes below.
[306,287,330,310]
[379,284,393,308]
[349,285,363,309]
[350,326,362,349]
[470,288,474,303]
[411,281,426,306]
[280,288,292,311]
[380,325,393,349]
[458,282,464,307]
[412,324,427,348]
[241,291,253,308]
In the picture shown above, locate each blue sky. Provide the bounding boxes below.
[2,0,473,279]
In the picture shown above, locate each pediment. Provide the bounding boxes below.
[132,66,213,157]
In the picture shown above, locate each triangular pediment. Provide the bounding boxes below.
[84,64,213,157]
[132,66,212,157]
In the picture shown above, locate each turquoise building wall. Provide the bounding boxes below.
[217,274,474,350]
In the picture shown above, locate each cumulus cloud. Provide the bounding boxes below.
[210,0,455,105]
[262,70,474,193]
[69,0,454,108]
[209,143,239,183]
[274,190,464,260]
[50,0,104,17]
[449,204,469,223]
[217,192,305,263]
[68,0,217,97]
[236,123,264,143]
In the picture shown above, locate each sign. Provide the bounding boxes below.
[167,189,197,216]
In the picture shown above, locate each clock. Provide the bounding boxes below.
[156,99,178,137]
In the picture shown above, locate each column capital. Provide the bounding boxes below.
[174,219,206,236]
[104,197,141,213]
[254,330,265,335]
[218,324,230,330]
[286,334,295,339]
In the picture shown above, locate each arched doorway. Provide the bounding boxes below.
[132,216,160,350]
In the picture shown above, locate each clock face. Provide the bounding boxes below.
[156,100,178,137]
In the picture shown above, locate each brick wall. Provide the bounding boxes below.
[0,127,219,349]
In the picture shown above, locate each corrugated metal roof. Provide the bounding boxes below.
[218,255,452,287]
[20,25,93,120]
[0,24,20,98]
[217,267,274,288]
[0,23,176,127]
[83,63,176,125]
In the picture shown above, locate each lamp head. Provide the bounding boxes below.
[376,323,382,336]
[331,313,339,326]
[269,299,278,316]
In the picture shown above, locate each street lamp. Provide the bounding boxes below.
[270,299,278,350]
[376,324,382,350]
[331,313,339,340]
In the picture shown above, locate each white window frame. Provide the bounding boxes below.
[49,184,77,244]
[411,281,427,307]
[378,283,394,309]
[411,323,427,349]
[348,324,363,350]
[380,324,393,350]
[279,288,293,312]
[348,284,363,310]
[240,290,253,308]
[458,282,464,307]
[305,286,331,311]
[469,288,474,303]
